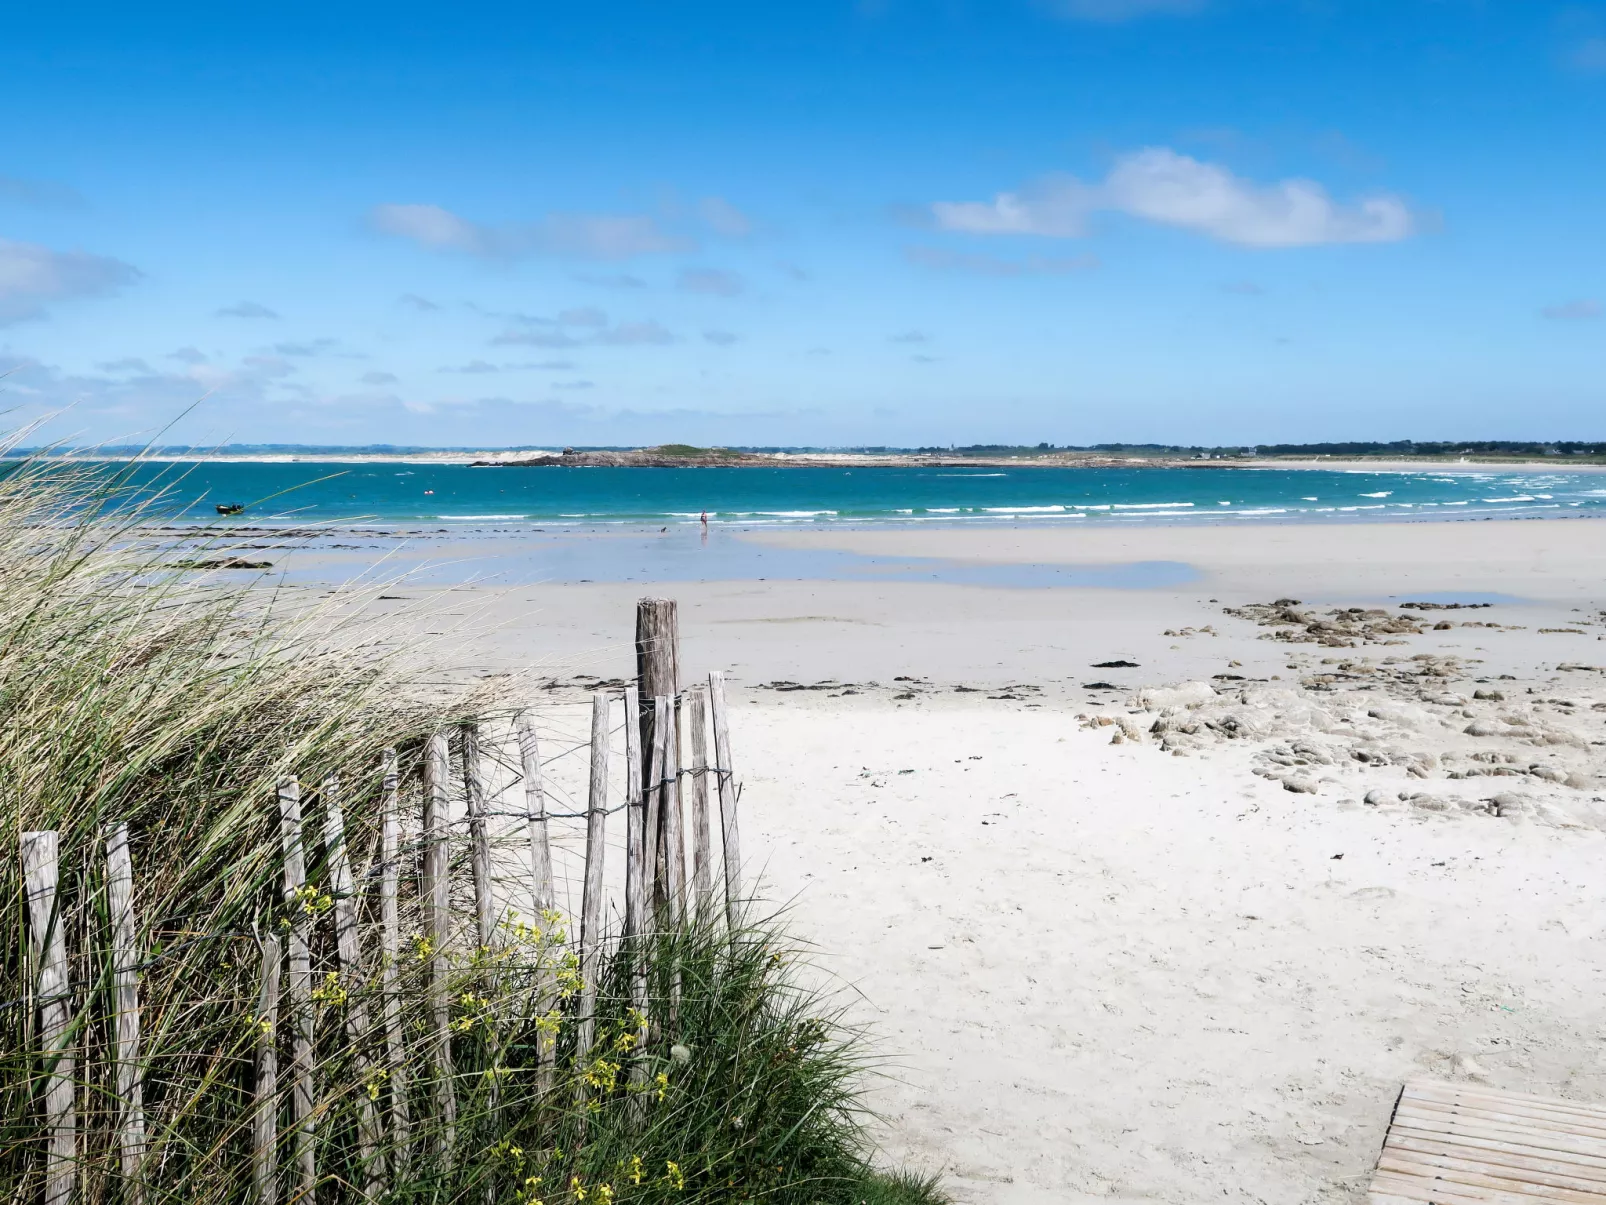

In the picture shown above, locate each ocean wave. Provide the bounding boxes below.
[1481,496,1535,502]
[1113,502,1196,509]
[1358,491,1392,498]
[983,505,1066,513]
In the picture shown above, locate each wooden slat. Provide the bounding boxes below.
[1372,1081,1606,1205]
[1381,1151,1606,1199]
[1398,1100,1606,1143]
[1392,1116,1606,1162]
[1373,1169,1598,1205]
[1409,1084,1606,1124]
[1388,1132,1606,1182]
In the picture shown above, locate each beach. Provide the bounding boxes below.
[280,514,1606,1204]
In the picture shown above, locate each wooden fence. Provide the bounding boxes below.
[11,598,742,1204]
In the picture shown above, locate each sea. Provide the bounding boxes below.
[109,460,1602,589]
[130,461,1606,528]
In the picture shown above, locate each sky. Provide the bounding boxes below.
[1,0,1604,448]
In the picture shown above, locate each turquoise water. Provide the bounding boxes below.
[130,461,1606,527]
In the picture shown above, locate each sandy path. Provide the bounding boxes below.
[736,697,1606,1205]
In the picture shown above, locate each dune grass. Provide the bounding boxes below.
[0,442,943,1205]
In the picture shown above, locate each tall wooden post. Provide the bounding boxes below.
[253,935,282,1205]
[460,723,497,953]
[635,597,678,837]
[321,774,381,1196]
[709,672,742,928]
[105,823,146,1203]
[661,695,684,927]
[575,692,609,1076]
[516,711,553,918]
[276,779,316,1204]
[422,733,457,1160]
[686,685,714,917]
[377,748,410,1175]
[22,831,74,1205]
[622,683,648,1072]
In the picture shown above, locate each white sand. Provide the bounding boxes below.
[296,516,1606,1203]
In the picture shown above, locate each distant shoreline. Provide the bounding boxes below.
[29,449,1606,474]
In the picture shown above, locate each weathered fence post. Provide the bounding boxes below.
[635,598,678,918]
[709,671,742,928]
[276,778,316,1203]
[460,723,497,954]
[686,684,714,916]
[516,711,553,918]
[575,692,610,1079]
[22,831,74,1205]
[378,748,411,1173]
[661,695,684,927]
[621,683,649,1098]
[422,732,457,1159]
[643,698,667,928]
[253,935,283,1205]
[321,774,382,1197]
[104,822,146,1203]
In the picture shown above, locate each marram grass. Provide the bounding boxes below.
[0,443,943,1205]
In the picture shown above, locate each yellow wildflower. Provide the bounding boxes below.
[664,1161,685,1191]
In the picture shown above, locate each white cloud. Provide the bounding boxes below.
[1042,0,1203,20]
[362,371,399,385]
[558,306,609,327]
[372,203,688,260]
[677,268,745,297]
[217,300,280,319]
[371,203,487,252]
[1541,298,1600,320]
[0,238,140,324]
[932,147,1416,248]
[698,197,753,237]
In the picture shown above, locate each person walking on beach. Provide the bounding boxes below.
[700,510,708,528]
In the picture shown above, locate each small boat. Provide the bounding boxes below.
[215,503,244,515]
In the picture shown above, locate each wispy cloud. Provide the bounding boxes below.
[0,176,85,209]
[575,272,647,289]
[903,245,1100,275]
[1541,298,1600,320]
[96,357,152,374]
[491,329,583,348]
[1222,280,1264,295]
[698,196,753,237]
[0,238,140,324]
[1039,0,1204,21]
[703,330,740,346]
[274,338,339,356]
[599,321,674,345]
[168,346,208,364]
[1570,37,1606,73]
[439,360,501,374]
[362,370,399,385]
[492,313,675,347]
[217,300,280,319]
[399,292,440,310]
[889,330,929,344]
[932,147,1416,248]
[371,202,690,260]
[677,267,745,297]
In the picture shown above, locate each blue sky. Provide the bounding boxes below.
[2,0,1603,447]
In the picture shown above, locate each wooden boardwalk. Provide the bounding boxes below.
[1369,1079,1606,1204]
